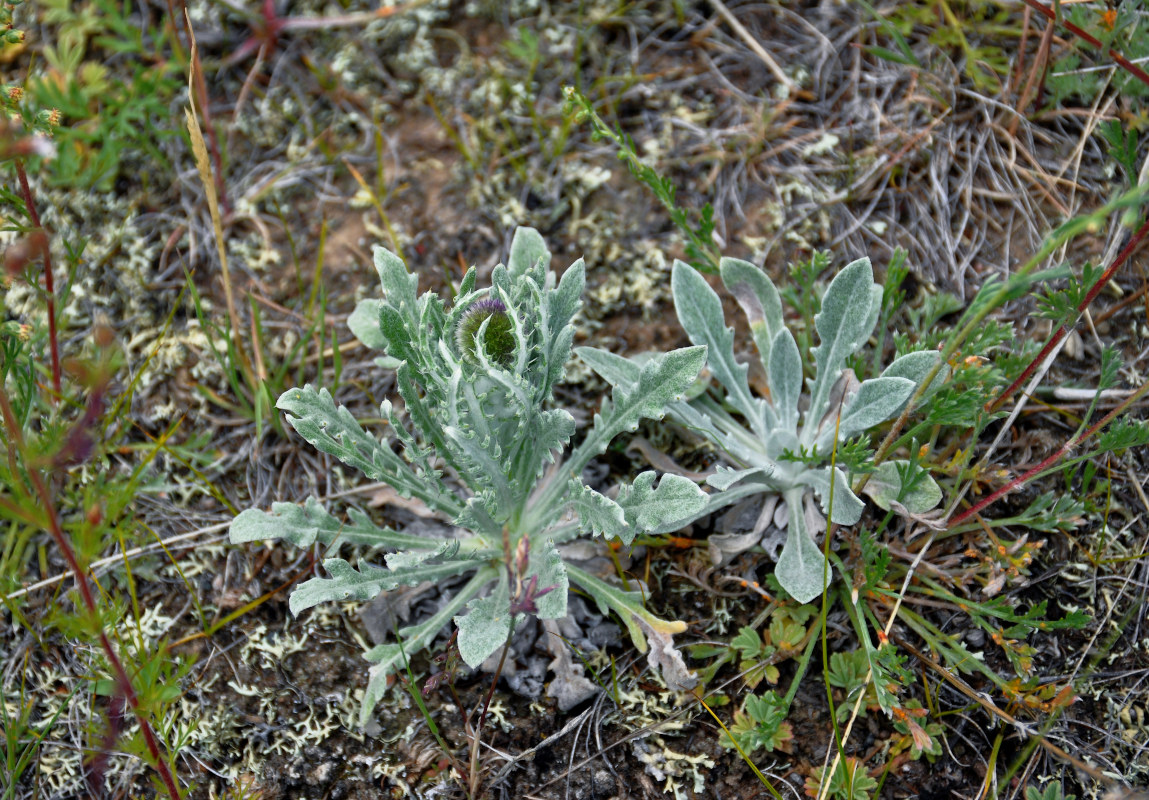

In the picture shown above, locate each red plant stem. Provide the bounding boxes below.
[987,213,1149,414]
[13,160,62,397]
[953,377,1149,527]
[1020,0,1149,92]
[0,389,183,800]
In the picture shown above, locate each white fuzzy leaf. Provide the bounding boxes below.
[348,299,388,350]
[806,258,877,437]
[881,350,947,402]
[230,496,429,549]
[720,256,783,378]
[861,460,943,514]
[796,467,865,526]
[775,490,830,604]
[833,376,916,441]
[456,578,514,668]
[568,480,628,540]
[616,472,708,541]
[769,328,803,432]
[673,261,763,433]
[527,539,569,620]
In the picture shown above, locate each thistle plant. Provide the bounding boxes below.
[230,228,708,724]
[579,256,945,603]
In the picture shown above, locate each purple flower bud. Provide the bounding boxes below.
[455,297,515,367]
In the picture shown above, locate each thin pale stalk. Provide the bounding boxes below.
[0,388,182,800]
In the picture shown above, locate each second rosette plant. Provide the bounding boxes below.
[580,256,946,603]
[231,228,708,724]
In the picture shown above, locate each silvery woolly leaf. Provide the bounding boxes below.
[707,465,776,491]
[775,489,830,604]
[568,480,628,540]
[565,564,687,657]
[796,466,865,526]
[769,328,803,432]
[881,350,947,403]
[376,303,420,370]
[508,226,551,280]
[361,569,492,726]
[861,460,943,514]
[277,386,462,518]
[372,245,419,325]
[455,577,515,668]
[289,553,474,616]
[575,345,641,388]
[575,346,737,453]
[672,261,763,434]
[230,496,444,550]
[615,472,708,542]
[541,259,585,394]
[832,376,916,443]
[453,493,501,537]
[807,258,877,437]
[348,299,387,350]
[385,540,461,570]
[720,256,784,377]
[567,345,707,475]
[526,539,568,620]
[531,409,577,465]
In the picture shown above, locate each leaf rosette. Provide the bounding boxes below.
[579,256,945,603]
[231,228,708,724]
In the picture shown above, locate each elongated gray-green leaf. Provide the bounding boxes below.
[277,386,462,517]
[832,376,915,442]
[565,564,688,660]
[796,466,865,526]
[526,539,568,620]
[540,259,585,395]
[806,258,876,437]
[567,345,707,476]
[348,299,387,350]
[672,261,763,436]
[615,472,708,542]
[456,577,513,667]
[775,489,830,604]
[577,345,641,388]
[575,346,740,457]
[373,245,419,329]
[361,569,492,726]
[706,465,776,492]
[769,328,802,432]
[508,226,550,280]
[230,497,443,550]
[720,256,783,378]
[881,350,947,403]
[290,551,473,615]
[568,480,628,540]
